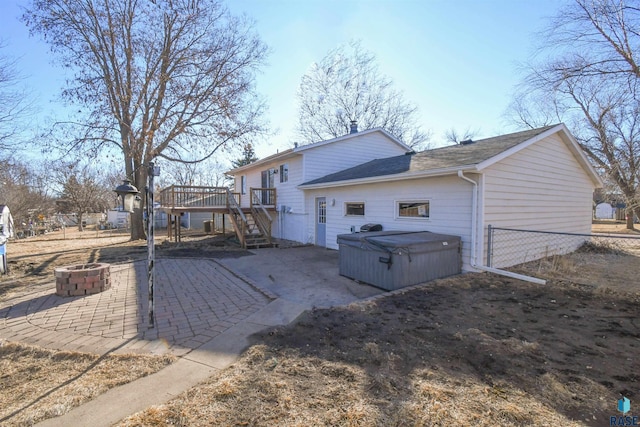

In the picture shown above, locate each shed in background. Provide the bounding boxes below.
[0,205,14,239]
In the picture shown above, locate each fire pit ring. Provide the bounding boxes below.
[54,263,111,297]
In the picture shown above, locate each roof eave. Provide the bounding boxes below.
[293,128,411,153]
[475,123,603,188]
[226,149,299,175]
[298,164,478,190]
[475,124,564,171]
[556,124,604,188]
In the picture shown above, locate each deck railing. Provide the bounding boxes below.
[158,185,240,209]
[250,187,277,208]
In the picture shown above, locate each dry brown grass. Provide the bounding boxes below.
[119,344,583,427]
[0,340,175,426]
[2,223,637,426]
[118,248,640,426]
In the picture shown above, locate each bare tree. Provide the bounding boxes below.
[511,0,640,229]
[161,161,199,188]
[158,157,230,188]
[0,42,31,151]
[444,127,480,144]
[55,164,112,231]
[0,156,55,228]
[23,0,268,239]
[197,160,231,188]
[296,40,429,149]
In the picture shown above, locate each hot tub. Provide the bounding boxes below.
[337,231,461,291]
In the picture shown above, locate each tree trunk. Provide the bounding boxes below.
[130,166,147,241]
[130,205,146,240]
[77,212,84,232]
[626,209,634,229]
[630,206,640,230]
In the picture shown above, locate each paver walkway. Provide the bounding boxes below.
[0,247,374,426]
[0,258,273,356]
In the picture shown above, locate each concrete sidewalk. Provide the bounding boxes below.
[0,246,384,426]
[37,298,307,427]
[218,245,384,308]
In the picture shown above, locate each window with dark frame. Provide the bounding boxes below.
[279,163,289,183]
[345,202,365,216]
[398,201,429,218]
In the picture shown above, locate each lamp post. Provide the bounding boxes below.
[146,162,160,328]
[114,166,158,329]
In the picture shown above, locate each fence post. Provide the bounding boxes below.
[487,224,493,267]
[0,237,7,274]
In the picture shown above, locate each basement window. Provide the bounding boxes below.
[345,202,365,216]
[398,201,430,219]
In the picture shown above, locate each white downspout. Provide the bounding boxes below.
[457,170,546,285]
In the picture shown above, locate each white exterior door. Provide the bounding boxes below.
[316,197,326,247]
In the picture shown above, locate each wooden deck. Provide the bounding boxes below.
[157,185,277,247]
[158,185,277,213]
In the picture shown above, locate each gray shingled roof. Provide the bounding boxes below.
[301,125,557,186]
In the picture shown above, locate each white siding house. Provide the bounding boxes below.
[228,128,410,244]
[302,175,475,268]
[228,124,602,271]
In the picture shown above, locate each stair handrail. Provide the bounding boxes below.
[225,188,247,247]
[250,191,273,239]
[227,188,247,223]
[250,191,273,222]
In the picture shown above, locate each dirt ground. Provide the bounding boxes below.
[0,227,246,301]
[119,248,639,426]
[0,227,179,426]
[0,342,174,426]
[1,224,639,426]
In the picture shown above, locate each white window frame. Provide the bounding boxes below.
[240,175,247,195]
[345,202,365,216]
[396,200,430,220]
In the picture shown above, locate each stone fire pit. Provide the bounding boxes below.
[55,263,111,297]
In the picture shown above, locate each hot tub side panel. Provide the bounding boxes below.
[338,233,462,290]
[339,243,399,289]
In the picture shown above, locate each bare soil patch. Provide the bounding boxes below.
[120,232,639,426]
[2,224,639,426]
[1,228,145,300]
[0,227,250,301]
[591,219,640,235]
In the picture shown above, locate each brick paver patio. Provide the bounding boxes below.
[0,258,272,355]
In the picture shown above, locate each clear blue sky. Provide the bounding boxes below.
[0,0,564,159]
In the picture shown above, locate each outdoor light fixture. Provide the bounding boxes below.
[114,179,141,213]
[114,173,161,329]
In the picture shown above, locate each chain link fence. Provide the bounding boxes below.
[487,225,640,268]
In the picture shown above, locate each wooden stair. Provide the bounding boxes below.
[226,189,275,249]
[244,213,274,248]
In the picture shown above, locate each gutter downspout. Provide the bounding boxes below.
[457,170,546,285]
